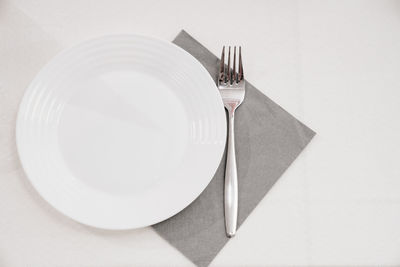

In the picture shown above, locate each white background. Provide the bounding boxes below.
[1,0,400,266]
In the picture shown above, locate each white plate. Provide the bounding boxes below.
[16,35,226,230]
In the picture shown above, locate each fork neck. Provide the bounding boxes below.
[225,102,239,115]
[227,110,235,119]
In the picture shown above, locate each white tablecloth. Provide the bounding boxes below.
[1,0,400,265]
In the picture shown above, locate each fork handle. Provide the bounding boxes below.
[224,111,238,237]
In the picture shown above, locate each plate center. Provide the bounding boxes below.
[57,69,188,195]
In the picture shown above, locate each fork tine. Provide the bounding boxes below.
[233,46,237,83]
[219,46,225,83]
[227,46,231,84]
[238,46,243,81]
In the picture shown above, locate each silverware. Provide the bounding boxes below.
[218,46,245,237]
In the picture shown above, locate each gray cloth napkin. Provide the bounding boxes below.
[153,30,315,267]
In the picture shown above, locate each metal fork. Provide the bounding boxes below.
[218,46,245,237]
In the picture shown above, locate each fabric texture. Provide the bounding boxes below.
[152,30,316,267]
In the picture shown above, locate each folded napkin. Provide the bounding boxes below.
[153,30,315,267]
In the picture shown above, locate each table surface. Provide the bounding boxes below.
[1,0,400,266]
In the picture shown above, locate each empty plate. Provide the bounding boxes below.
[16,35,226,229]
